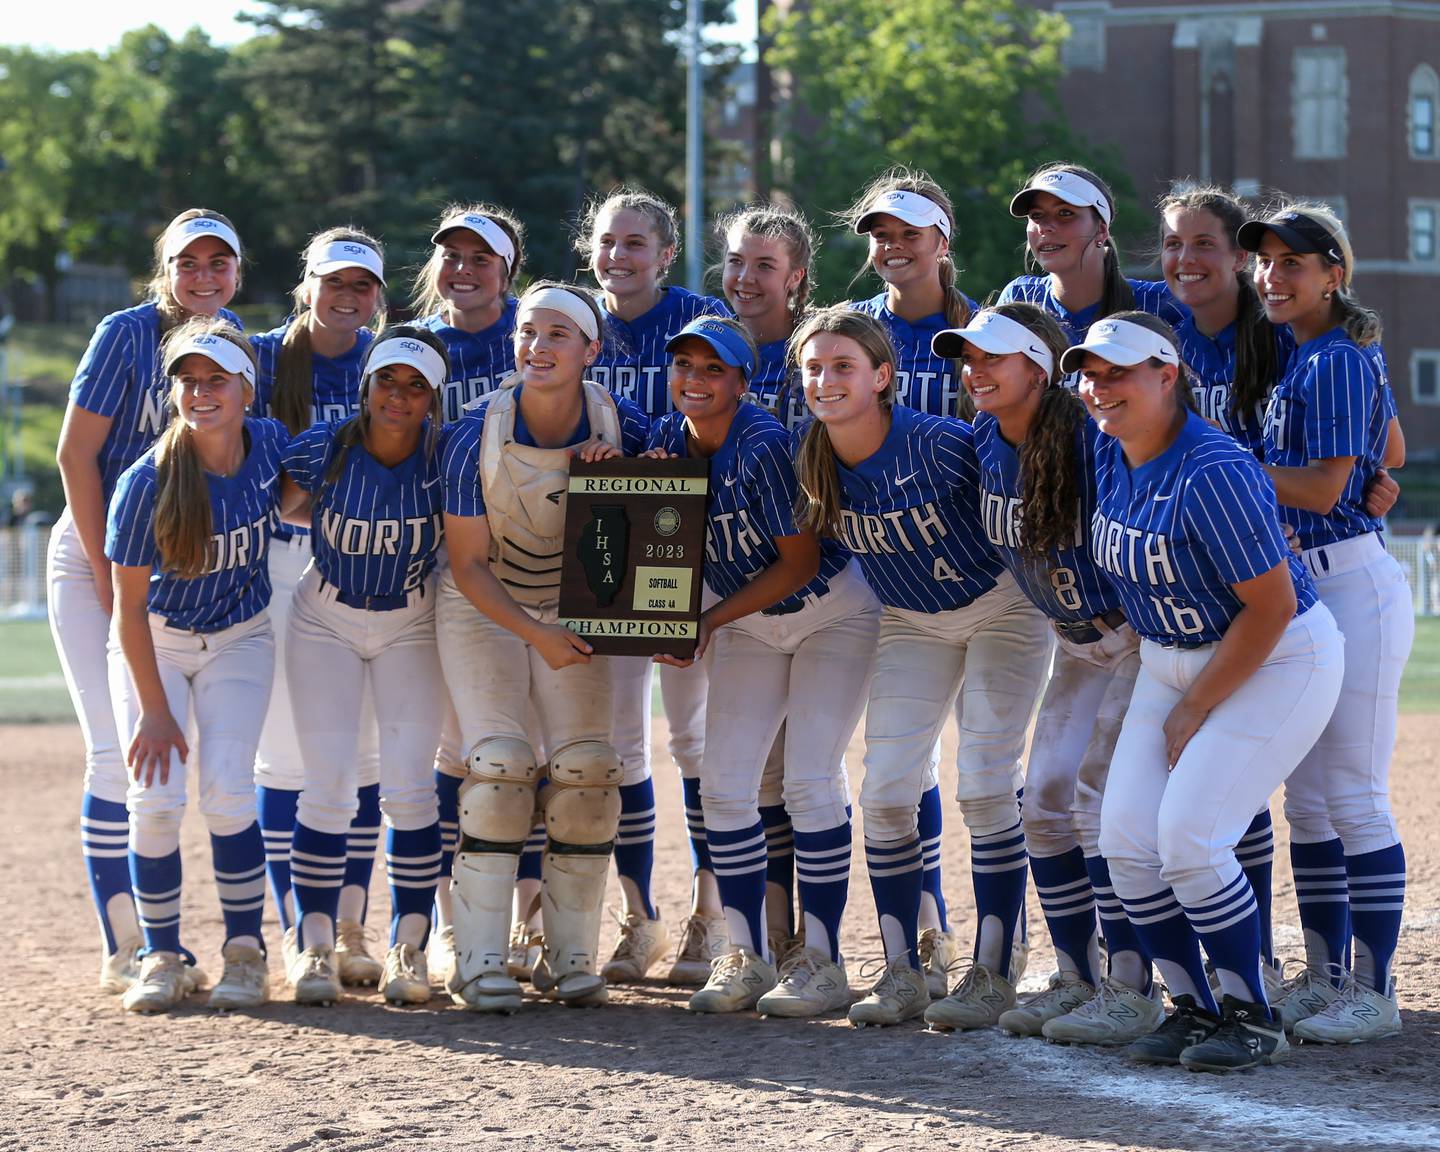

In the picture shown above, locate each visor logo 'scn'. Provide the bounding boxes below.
[883,191,904,202]
[1095,321,1119,335]
[195,336,220,347]
[465,215,486,227]
[190,219,218,229]
[342,244,366,255]
[1042,172,1064,184]
[398,340,423,352]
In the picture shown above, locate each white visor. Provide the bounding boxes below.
[306,241,386,286]
[163,217,242,263]
[366,335,446,389]
[855,189,952,240]
[164,333,256,387]
[518,286,600,342]
[1010,170,1113,227]
[932,311,1054,380]
[1059,318,1178,375]
[431,212,516,272]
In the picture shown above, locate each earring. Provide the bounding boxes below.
[1323,291,1333,300]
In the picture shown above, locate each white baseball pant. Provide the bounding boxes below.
[859,571,1053,840]
[288,567,443,835]
[1284,533,1415,855]
[1100,605,1344,901]
[108,611,276,856]
[701,562,878,834]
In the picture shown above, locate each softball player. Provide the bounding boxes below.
[411,205,525,984]
[1000,164,1186,350]
[1075,312,1344,1072]
[105,320,283,1013]
[437,282,648,1012]
[578,188,729,982]
[1240,206,1415,1044]
[934,303,1158,1044]
[51,209,243,994]
[280,326,449,1007]
[646,317,878,1017]
[845,168,979,417]
[789,307,1052,1029]
[250,228,388,988]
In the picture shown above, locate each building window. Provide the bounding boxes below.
[1057,4,1106,72]
[1412,201,1440,262]
[1410,66,1439,159]
[1292,47,1347,159]
[1412,352,1440,405]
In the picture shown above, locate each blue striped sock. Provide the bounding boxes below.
[706,821,769,956]
[1237,810,1276,966]
[1120,885,1217,1013]
[615,780,657,919]
[1031,846,1099,985]
[1182,872,1264,1006]
[387,824,443,947]
[794,822,851,961]
[1292,838,1351,976]
[761,803,796,936]
[130,849,184,955]
[291,823,347,949]
[81,793,135,952]
[681,776,711,872]
[257,786,299,932]
[517,818,545,884]
[343,784,382,921]
[917,785,948,932]
[211,824,267,947]
[1347,843,1405,994]
[865,833,924,966]
[435,771,463,887]
[970,819,1028,979]
[1086,854,1151,991]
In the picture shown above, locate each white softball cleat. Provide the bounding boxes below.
[601,910,669,983]
[998,971,1095,1037]
[1292,976,1402,1044]
[668,914,730,985]
[99,940,144,995]
[1271,962,1343,1033]
[917,928,958,999]
[280,927,300,978]
[847,958,929,1027]
[687,946,777,1013]
[924,962,1016,1031]
[1041,978,1164,1045]
[381,943,432,1005]
[757,948,850,1018]
[209,943,269,1011]
[334,919,384,987]
[122,951,206,1014]
[289,945,343,1006]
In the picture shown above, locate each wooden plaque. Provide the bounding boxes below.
[559,457,709,657]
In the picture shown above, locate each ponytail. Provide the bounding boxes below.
[1097,240,1137,319]
[939,254,975,419]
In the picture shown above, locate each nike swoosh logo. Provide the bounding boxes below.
[895,471,918,485]
[422,476,442,489]
[1152,493,1173,501]
[723,475,738,487]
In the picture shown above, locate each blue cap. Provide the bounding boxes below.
[665,317,756,381]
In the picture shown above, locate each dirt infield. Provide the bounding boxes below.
[3,716,1438,1152]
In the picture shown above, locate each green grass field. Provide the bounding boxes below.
[2,615,1434,726]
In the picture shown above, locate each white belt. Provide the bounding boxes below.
[1301,531,1386,581]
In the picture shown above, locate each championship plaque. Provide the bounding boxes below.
[559,457,709,657]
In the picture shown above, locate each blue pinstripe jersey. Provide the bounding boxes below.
[1263,327,1388,551]
[105,418,287,631]
[70,302,244,503]
[849,292,980,417]
[417,298,518,423]
[250,325,373,426]
[742,337,808,429]
[1091,410,1318,645]
[648,404,847,611]
[282,421,445,597]
[590,287,731,418]
[439,389,650,518]
[1364,342,1400,423]
[995,277,1187,347]
[972,412,1120,624]
[803,404,1003,612]
[1173,316,1296,457]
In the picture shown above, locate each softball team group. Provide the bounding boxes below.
[50,160,1413,1076]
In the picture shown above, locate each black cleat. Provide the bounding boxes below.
[1180,995,1290,1072]
[1124,994,1220,1065]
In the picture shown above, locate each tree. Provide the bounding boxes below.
[766,0,1119,304]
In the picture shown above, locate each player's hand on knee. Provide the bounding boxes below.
[1363,467,1400,518]
[1162,699,1208,771]
[572,438,621,464]
[128,710,189,787]
[535,623,593,670]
